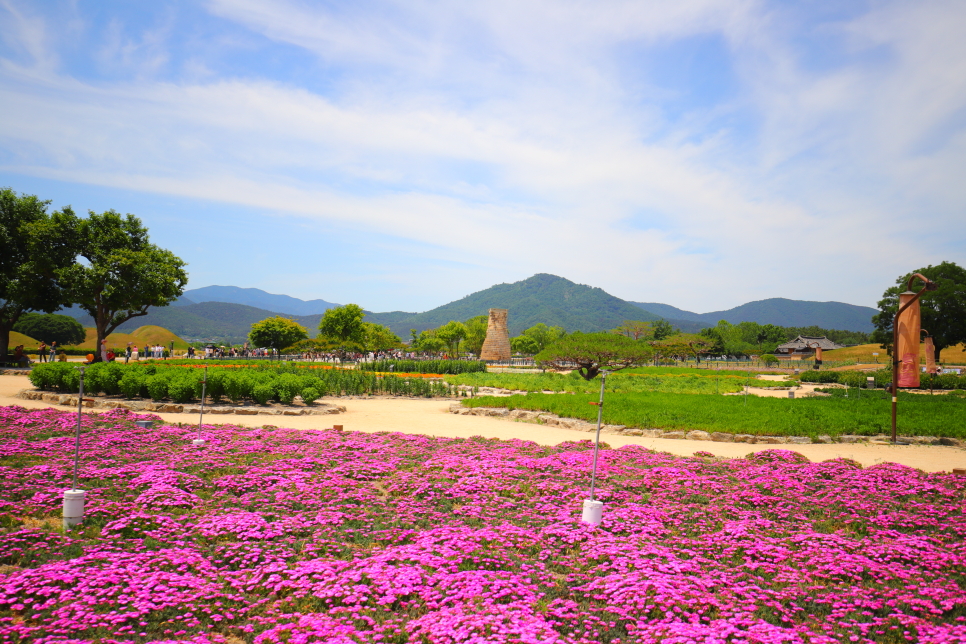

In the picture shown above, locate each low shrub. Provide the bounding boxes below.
[301,387,320,405]
[252,382,274,405]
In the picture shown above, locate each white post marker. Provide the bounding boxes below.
[63,366,86,530]
[581,371,608,526]
[193,366,207,447]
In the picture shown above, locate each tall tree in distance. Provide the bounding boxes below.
[0,189,76,358]
[55,209,188,361]
[318,304,366,357]
[871,262,966,360]
[463,315,488,356]
[249,316,308,355]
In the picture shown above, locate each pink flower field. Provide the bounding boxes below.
[1,405,965,644]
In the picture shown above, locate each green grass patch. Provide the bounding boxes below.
[445,370,775,395]
[461,390,966,438]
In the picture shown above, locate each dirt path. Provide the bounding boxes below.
[3,375,964,473]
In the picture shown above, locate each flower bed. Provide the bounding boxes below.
[1,405,965,643]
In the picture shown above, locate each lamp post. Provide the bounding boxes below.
[581,371,609,526]
[63,366,86,530]
[891,273,938,443]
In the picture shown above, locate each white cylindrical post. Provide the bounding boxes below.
[62,489,86,529]
[581,499,603,525]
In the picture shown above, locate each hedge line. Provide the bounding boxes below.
[798,368,966,390]
[28,362,457,404]
[359,359,486,374]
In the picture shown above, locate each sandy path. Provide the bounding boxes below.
[3,375,964,473]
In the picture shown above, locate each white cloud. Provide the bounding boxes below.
[0,0,963,311]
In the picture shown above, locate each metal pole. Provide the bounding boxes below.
[72,366,85,491]
[194,367,207,446]
[588,372,607,502]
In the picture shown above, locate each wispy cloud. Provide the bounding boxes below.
[0,0,963,311]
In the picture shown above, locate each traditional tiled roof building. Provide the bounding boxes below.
[775,335,843,357]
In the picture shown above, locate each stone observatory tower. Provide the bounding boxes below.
[479,308,511,361]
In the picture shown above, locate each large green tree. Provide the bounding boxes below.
[250,316,308,355]
[0,189,75,358]
[360,322,402,354]
[435,320,467,358]
[462,315,488,356]
[522,322,566,352]
[318,304,366,356]
[13,313,86,347]
[54,209,188,361]
[871,262,966,360]
[535,332,654,380]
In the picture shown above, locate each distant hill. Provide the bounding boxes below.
[68,302,325,344]
[630,298,877,332]
[366,273,705,336]
[183,285,339,316]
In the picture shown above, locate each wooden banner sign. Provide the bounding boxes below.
[897,291,921,388]
[925,336,937,375]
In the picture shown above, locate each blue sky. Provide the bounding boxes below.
[2,0,964,313]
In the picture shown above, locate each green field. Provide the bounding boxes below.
[445,369,778,395]
[462,389,966,439]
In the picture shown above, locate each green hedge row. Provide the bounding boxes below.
[359,359,487,374]
[798,368,966,389]
[28,362,457,403]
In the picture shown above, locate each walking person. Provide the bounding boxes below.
[125,343,131,363]
[132,344,139,361]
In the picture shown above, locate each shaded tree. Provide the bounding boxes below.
[318,304,366,357]
[652,319,676,341]
[871,262,966,360]
[54,209,187,362]
[250,316,308,355]
[435,320,467,358]
[510,335,540,355]
[13,313,86,347]
[0,189,75,358]
[535,332,654,380]
[462,315,488,356]
[522,323,566,351]
[360,322,402,354]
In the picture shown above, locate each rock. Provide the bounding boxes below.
[710,432,735,443]
[837,435,863,444]
[638,429,664,438]
[601,425,626,434]
[235,408,259,415]
[155,404,183,413]
[126,401,148,411]
[184,406,201,414]
[258,410,281,415]
[282,410,303,416]
[660,431,686,440]
[733,434,756,443]
[508,410,541,421]
[787,436,811,445]
[910,436,939,445]
[471,407,509,417]
[449,403,463,413]
[685,430,712,441]
[207,407,232,414]
[536,414,559,424]
[815,435,834,444]
[623,429,643,436]
[756,436,788,444]
[938,437,964,447]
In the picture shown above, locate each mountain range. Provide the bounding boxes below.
[57,273,877,343]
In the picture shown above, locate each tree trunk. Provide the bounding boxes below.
[0,321,14,362]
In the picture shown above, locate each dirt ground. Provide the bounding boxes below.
[2,374,964,473]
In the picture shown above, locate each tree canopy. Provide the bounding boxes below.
[249,316,308,353]
[318,304,366,355]
[535,332,654,380]
[360,322,402,354]
[0,189,75,357]
[53,209,188,361]
[13,313,86,347]
[871,262,966,359]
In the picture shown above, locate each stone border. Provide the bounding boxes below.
[448,403,962,447]
[17,390,346,417]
